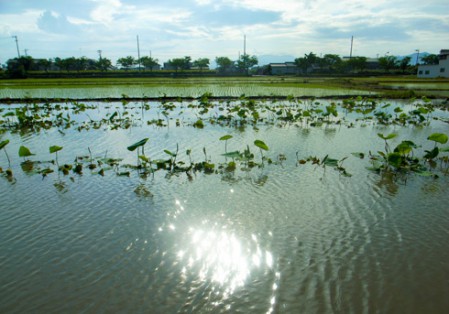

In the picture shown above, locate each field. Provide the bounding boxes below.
[1,77,449,313]
[1,76,448,100]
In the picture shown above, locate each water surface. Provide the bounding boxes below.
[1,100,449,313]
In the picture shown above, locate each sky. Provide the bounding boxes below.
[0,0,448,65]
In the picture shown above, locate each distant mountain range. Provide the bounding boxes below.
[398,52,430,65]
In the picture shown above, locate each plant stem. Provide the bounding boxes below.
[4,149,11,168]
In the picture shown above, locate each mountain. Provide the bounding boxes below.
[398,52,431,65]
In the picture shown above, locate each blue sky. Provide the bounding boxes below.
[0,0,448,65]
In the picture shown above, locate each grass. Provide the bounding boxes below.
[0,76,448,99]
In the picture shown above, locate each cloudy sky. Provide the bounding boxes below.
[0,0,448,65]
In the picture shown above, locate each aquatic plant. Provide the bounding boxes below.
[254,140,269,164]
[127,138,149,167]
[18,145,35,161]
[219,134,233,153]
[49,145,63,168]
[424,133,448,161]
[0,139,11,168]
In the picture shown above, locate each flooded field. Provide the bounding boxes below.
[0,82,372,99]
[1,97,449,313]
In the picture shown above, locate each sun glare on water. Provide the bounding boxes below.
[171,199,274,297]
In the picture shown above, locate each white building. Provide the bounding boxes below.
[417,49,449,78]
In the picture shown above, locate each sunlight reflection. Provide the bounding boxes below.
[171,199,274,297]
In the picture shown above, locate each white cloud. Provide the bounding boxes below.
[0,0,447,63]
[0,10,43,34]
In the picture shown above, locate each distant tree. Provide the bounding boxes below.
[139,56,159,71]
[236,54,258,75]
[294,52,317,75]
[53,57,64,71]
[6,56,34,78]
[36,58,52,72]
[74,57,90,72]
[55,57,77,72]
[421,54,439,65]
[378,55,398,72]
[167,58,185,72]
[96,57,112,71]
[167,56,191,72]
[193,58,210,71]
[347,56,367,72]
[215,56,233,74]
[399,56,411,73]
[117,56,136,70]
[322,54,342,72]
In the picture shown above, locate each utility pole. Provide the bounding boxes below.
[97,50,102,60]
[136,35,141,70]
[349,36,353,59]
[12,35,20,58]
[243,34,246,56]
[24,49,28,57]
[415,49,420,65]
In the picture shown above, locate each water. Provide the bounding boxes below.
[1,100,449,313]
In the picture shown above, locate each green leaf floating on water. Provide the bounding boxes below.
[254,140,269,151]
[427,133,448,144]
[127,138,149,151]
[18,145,35,157]
[49,145,63,154]
[164,150,176,157]
[377,133,397,140]
[0,139,9,150]
[219,135,233,141]
[222,151,241,158]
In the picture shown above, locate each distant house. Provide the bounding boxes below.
[417,49,449,78]
[269,62,298,75]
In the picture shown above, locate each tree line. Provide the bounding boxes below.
[1,51,440,78]
[285,52,439,75]
[2,53,258,78]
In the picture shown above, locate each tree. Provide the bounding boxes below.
[347,56,367,72]
[421,54,439,65]
[117,56,136,70]
[322,54,342,72]
[378,55,398,72]
[96,57,112,71]
[74,57,90,72]
[167,56,191,72]
[53,57,64,71]
[398,56,411,73]
[215,56,233,74]
[294,52,317,75]
[236,54,258,75]
[36,58,52,72]
[193,58,210,71]
[55,57,77,72]
[139,56,159,71]
[6,56,34,78]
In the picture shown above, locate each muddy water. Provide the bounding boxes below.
[1,100,448,313]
